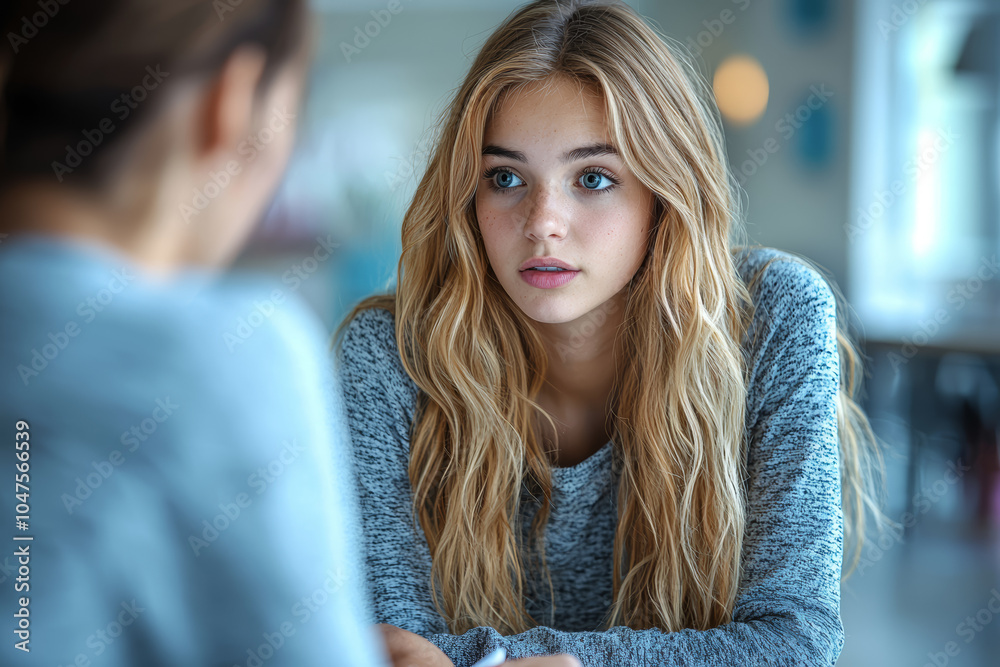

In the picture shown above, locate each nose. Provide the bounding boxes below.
[522,187,568,243]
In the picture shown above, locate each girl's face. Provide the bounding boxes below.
[475,76,654,326]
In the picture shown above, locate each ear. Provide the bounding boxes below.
[195,45,268,159]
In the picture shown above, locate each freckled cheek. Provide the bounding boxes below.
[477,210,502,243]
[578,209,628,245]
[579,208,646,268]
[476,208,514,267]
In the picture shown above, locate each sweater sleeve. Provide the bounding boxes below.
[338,257,844,667]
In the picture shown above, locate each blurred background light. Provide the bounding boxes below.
[712,54,770,126]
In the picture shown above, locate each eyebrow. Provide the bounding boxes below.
[482,142,619,163]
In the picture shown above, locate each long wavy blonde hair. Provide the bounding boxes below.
[338,0,888,636]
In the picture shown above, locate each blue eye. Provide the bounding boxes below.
[579,171,615,190]
[489,169,524,190]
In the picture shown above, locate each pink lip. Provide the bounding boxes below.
[520,269,579,289]
[518,257,580,289]
[519,256,578,272]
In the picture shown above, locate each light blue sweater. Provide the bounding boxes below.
[0,235,386,667]
[336,246,845,667]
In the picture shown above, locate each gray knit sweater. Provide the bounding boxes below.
[336,246,844,667]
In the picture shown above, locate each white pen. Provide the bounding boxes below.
[470,647,507,667]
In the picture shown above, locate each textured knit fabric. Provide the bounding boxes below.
[337,246,844,667]
[0,235,387,667]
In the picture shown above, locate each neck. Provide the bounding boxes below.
[533,291,626,410]
[0,181,185,276]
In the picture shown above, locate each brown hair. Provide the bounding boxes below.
[0,0,308,187]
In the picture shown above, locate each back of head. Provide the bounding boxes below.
[0,0,307,190]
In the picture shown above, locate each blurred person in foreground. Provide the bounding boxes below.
[0,2,580,666]
[0,1,388,665]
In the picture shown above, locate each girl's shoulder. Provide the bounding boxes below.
[338,305,399,365]
[336,304,419,399]
[734,247,840,427]
[735,245,838,333]
[339,305,396,347]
